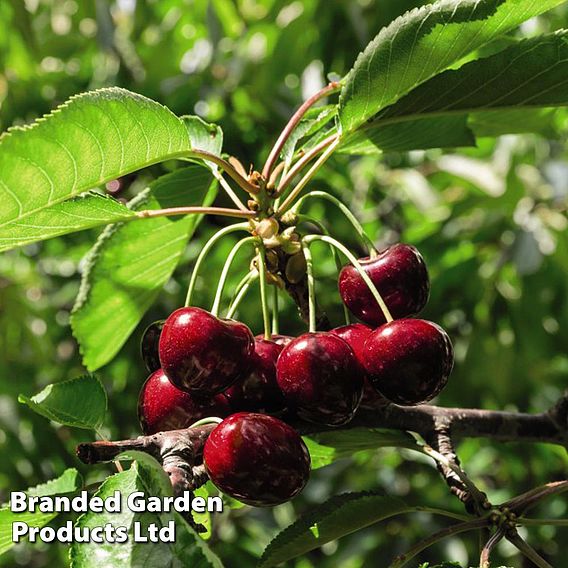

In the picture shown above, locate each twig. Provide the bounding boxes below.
[507,529,554,568]
[262,82,340,180]
[479,528,505,568]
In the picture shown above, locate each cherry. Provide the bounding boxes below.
[338,243,430,326]
[203,412,310,506]
[140,320,165,373]
[138,369,230,434]
[225,338,286,414]
[159,307,255,396]
[255,333,293,347]
[276,332,363,426]
[330,323,386,408]
[363,319,453,405]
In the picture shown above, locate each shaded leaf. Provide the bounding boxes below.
[70,166,217,371]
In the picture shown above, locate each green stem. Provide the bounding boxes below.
[519,517,568,527]
[136,206,255,220]
[211,237,258,317]
[185,223,250,307]
[391,518,487,568]
[226,272,258,319]
[293,191,376,256]
[271,284,280,335]
[304,234,393,323]
[189,417,224,428]
[277,137,340,215]
[301,240,317,333]
[297,214,350,324]
[256,245,272,340]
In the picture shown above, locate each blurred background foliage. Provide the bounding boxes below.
[0,0,567,566]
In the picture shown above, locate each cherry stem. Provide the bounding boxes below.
[185,222,250,307]
[297,214,350,324]
[212,169,249,211]
[271,284,280,335]
[304,234,393,323]
[519,518,568,527]
[301,240,317,333]
[136,206,255,220]
[262,81,340,180]
[277,137,341,215]
[211,236,258,317]
[293,191,376,255]
[256,245,272,340]
[275,134,338,198]
[507,529,553,568]
[190,149,260,195]
[226,271,258,319]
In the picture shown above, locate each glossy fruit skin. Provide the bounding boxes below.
[255,333,293,347]
[338,244,430,326]
[159,307,255,396]
[276,332,363,426]
[140,320,165,373]
[138,369,230,434]
[203,412,310,506]
[363,319,454,405]
[330,323,386,408]
[225,339,286,414]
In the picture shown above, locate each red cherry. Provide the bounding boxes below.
[203,412,310,506]
[363,319,453,405]
[255,333,293,346]
[225,339,286,414]
[276,332,363,426]
[159,307,254,396]
[330,323,386,408]
[138,369,230,434]
[338,243,430,326]
[140,320,164,373]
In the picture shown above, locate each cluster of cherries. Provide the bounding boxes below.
[138,244,454,506]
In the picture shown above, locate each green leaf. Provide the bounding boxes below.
[469,108,561,138]
[70,166,217,371]
[339,0,567,134]
[381,31,568,120]
[192,485,212,540]
[69,457,223,568]
[0,469,82,556]
[281,105,337,167]
[259,491,409,567]
[0,192,135,253]
[0,88,192,230]
[304,428,416,469]
[18,374,107,430]
[182,115,223,161]
[338,115,475,155]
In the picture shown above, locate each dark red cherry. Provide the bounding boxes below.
[255,333,293,346]
[225,339,286,414]
[159,307,255,396]
[363,319,453,405]
[276,332,363,426]
[140,320,165,373]
[338,243,430,326]
[203,412,310,506]
[138,369,230,434]
[330,323,386,408]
